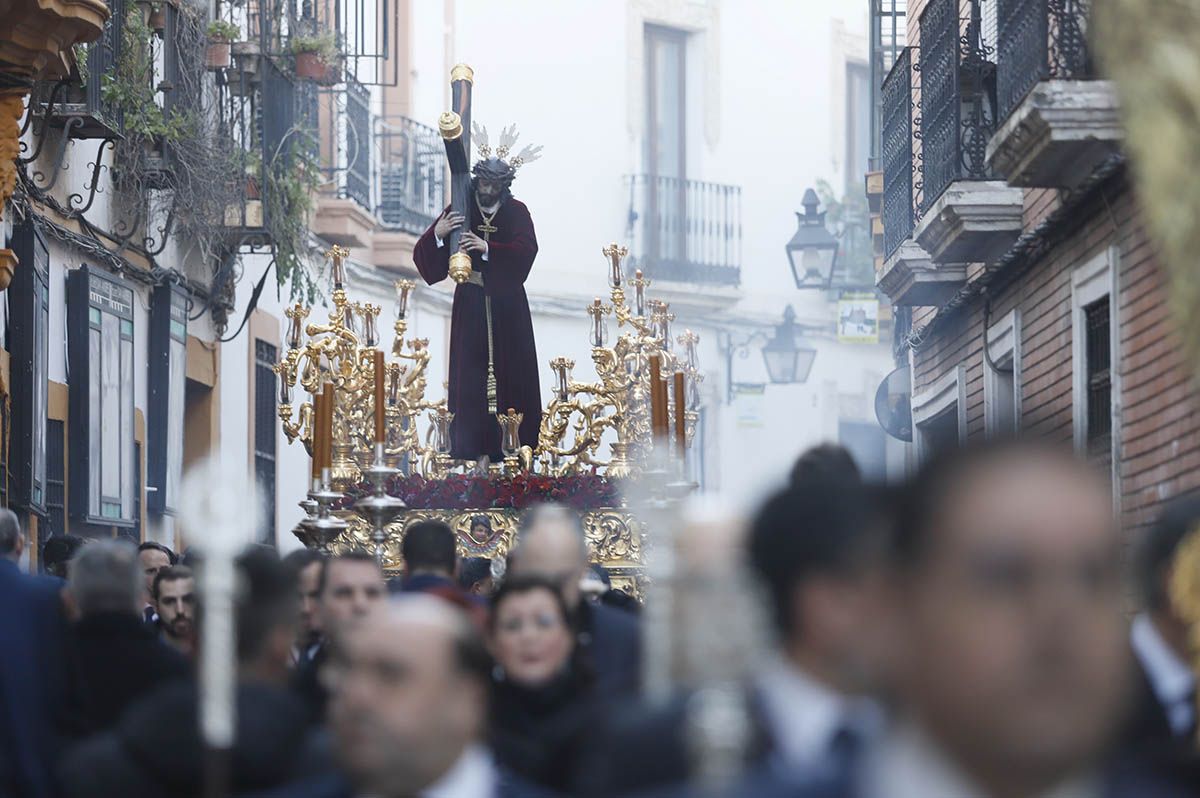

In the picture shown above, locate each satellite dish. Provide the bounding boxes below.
[875,366,913,442]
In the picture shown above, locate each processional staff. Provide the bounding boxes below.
[180,458,259,798]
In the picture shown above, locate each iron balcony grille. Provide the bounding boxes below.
[625,175,742,287]
[919,0,997,213]
[995,0,1093,124]
[881,47,915,259]
[343,78,372,210]
[376,115,444,235]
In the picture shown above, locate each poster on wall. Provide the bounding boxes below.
[733,383,765,429]
[837,292,880,344]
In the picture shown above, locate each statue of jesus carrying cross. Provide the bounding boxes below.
[413,65,544,462]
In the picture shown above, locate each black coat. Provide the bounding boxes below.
[577,600,641,699]
[290,642,329,725]
[490,665,597,794]
[58,681,334,798]
[0,561,69,798]
[64,611,191,736]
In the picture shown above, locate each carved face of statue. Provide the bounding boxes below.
[475,178,505,208]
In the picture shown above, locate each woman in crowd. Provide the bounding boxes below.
[487,575,597,793]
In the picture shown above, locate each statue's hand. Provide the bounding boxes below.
[434,210,464,239]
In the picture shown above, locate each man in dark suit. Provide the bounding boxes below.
[0,508,70,798]
[1125,494,1198,754]
[291,551,386,724]
[399,520,460,595]
[325,596,552,798]
[63,539,190,736]
[865,440,1192,798]
[509,504,641,698]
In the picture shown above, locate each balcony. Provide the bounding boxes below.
[313,76,376,248]
[912,0,1022,266]
[626,175,741,289]
[32,0,124,140]
[877,46,965,306]
[375,116,444,235]
[986,0,1121,189]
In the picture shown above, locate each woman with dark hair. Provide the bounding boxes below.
[487,575,596,793]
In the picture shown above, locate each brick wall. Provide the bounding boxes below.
[910,179,1200,535]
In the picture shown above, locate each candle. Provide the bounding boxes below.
[373,350,385,443]
[648,354,665,438]
[657,364,670,438]
[673,371,686,461]
[310,390,323,481]
[634,270,645,317]
[320,381,334,475]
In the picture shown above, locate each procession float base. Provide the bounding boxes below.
[294,474,646,597]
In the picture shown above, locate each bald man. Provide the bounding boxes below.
[328,597,549,797]
[509,504,641,697]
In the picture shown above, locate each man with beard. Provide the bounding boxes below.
[152,566,195,657]
[413,125,542,462]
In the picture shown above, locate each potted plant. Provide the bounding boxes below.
[148,3,166,33]
[205,20,239,70]
[289,33,338,82]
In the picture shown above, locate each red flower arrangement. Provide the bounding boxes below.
[337,472,623,512]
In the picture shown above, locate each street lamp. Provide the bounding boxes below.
[761,305,816,384]
[786,187,839,290]
[721,306,818,403]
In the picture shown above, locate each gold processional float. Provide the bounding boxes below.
[276,244,701,595]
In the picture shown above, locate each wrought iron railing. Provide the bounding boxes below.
[995,0,1093,124]
[375,116,444,235]
[343,78,372,209]
[625,175,741,287]
[919,0,997,213]
[882,47,914,259]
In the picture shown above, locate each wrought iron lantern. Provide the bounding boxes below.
[786,188,839,290]
[761,306,816,385]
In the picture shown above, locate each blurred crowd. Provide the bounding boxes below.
[0,437,1198,797]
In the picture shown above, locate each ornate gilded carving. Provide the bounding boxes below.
[0,93,21,229]
[329,507,645,589]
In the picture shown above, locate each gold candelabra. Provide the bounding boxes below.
[276,248,449,490]
[536,244,702,479]
[276,243,702,491]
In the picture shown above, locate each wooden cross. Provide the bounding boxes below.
[438,64,475,281]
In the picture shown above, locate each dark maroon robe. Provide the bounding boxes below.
[414,198,542,460]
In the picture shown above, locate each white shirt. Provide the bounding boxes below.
[861,723,1101,798]
[1131,612,1197,735]
[422,744,498,798]
[755,656,881,769]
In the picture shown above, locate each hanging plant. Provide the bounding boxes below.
[289,32,339,82]
[264,129,322,300]
[204,20,239,69]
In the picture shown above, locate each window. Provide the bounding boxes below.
[644,25,688,270]
[148,285,187,515]
[46,420,65,537]
[254,339,278,545]
[846,61,872,192]
[1071,247,1118,463]
[1084,297,1112,462]
[9,221,50,513]
[984,309,1021,436]
[911,365,966,462]
[67,266,137,527]
[645,25,687,180]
